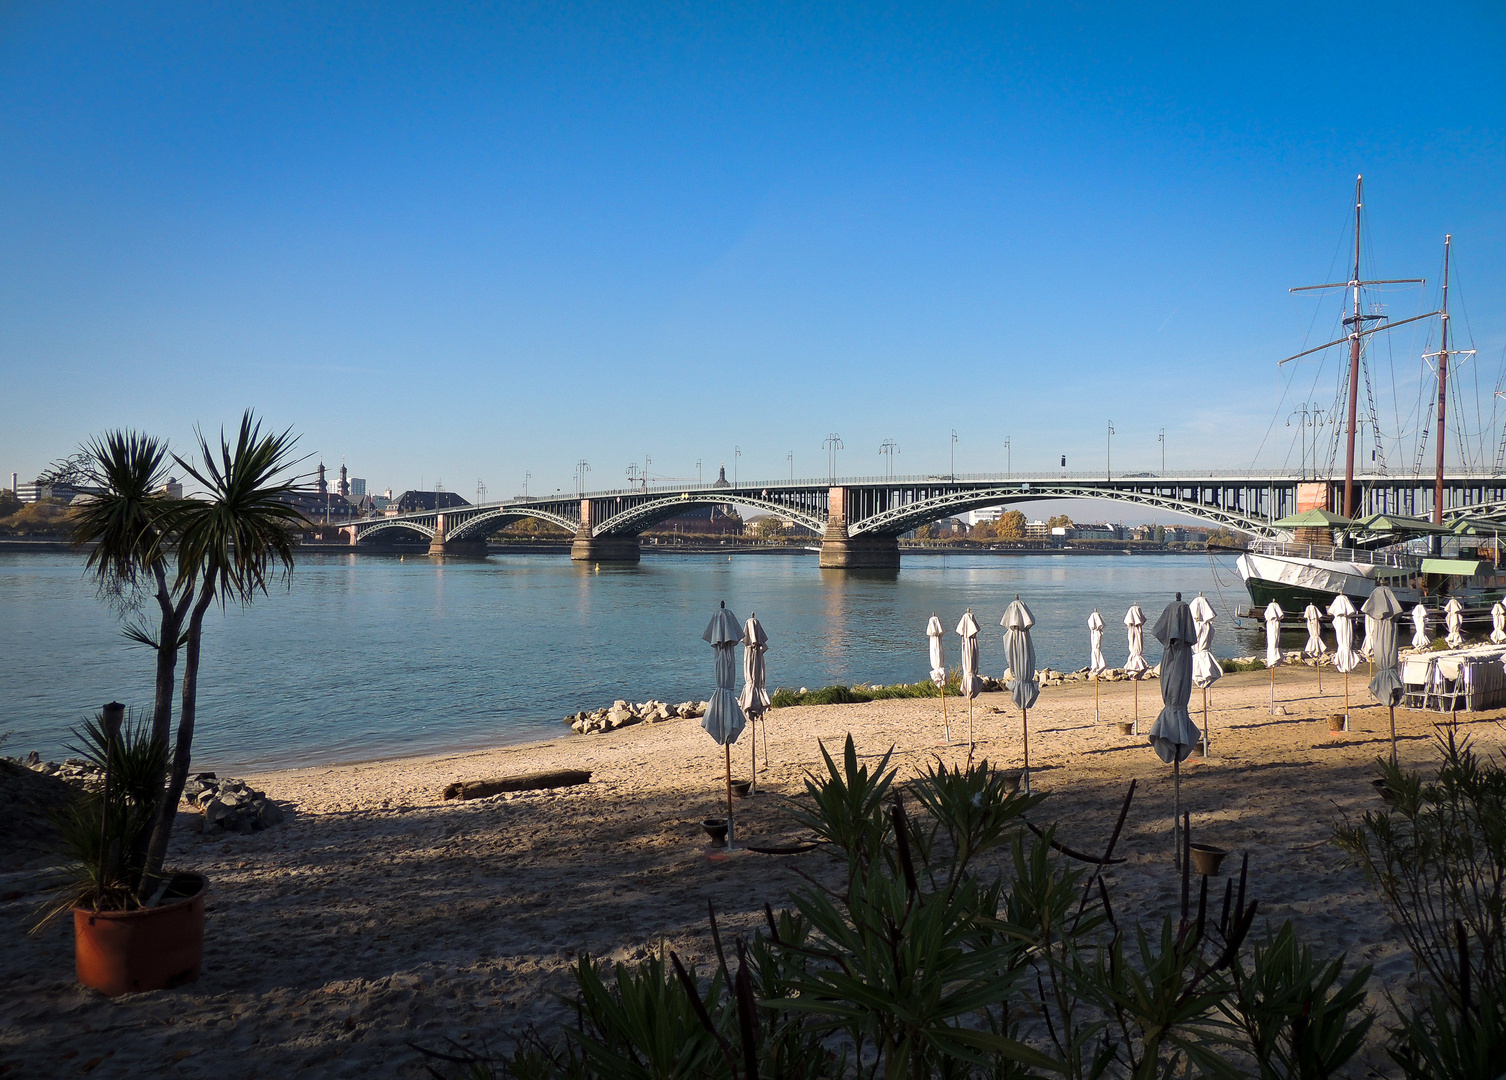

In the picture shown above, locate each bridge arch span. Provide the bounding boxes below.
[847,485,1273,538]
[593,494,825,537]
[448,507,580,542]
[352,519,437,543]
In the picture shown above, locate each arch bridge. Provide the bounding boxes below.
[339,471,1506,568]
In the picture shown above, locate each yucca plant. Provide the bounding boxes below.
[62,411,303,906]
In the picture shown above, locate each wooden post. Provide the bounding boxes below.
[1133,679,1139,736]
[941,682,950,744]
[725,743,734,848]
[1201,686,1210,757]
[1021,707,1030,792]
[1270,665,1276,715]
[1389,705,1398,764]
[1173,757,1182,870]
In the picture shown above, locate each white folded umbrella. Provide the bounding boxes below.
[1445,596,1465,649]
[1411,604,1431,651]
[957,609,982,747]
[1263,601,1284,715]
[1088,610,1107,722]
[1124,603,1149,734]
[1492,601,1506,645]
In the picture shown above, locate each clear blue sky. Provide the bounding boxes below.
[3,2,1503,499]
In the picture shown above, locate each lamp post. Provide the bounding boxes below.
[1106,421,1115,481]
[823,433,844,482]
[696,459,702,485]
[1004,436,1011,480]
[879,439,899,480]
[787,451,793,482]
[1158,428,1165,475]
[951,429,959,480]
[734,446,740,487]
[523,471,531,498]
[575,459,590,496]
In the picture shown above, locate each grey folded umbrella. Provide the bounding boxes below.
[1363,585,1406,764]
[1002,598,1038,789]
[702,601,745,846]
[1149,593,1202,867]
[1002,600,1039,711]
[1364,586,1405,707]
[1148,596,1202,765]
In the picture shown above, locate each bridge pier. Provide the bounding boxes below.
[819,533,900,569]
[427,513,490,557]
[570,535,641,562]
[818,486,900,568]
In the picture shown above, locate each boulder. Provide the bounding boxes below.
[442,769,593,801]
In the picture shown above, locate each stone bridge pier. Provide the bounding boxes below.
[570,499,641,562]
[819,486,899,569]
[427,513,489,557]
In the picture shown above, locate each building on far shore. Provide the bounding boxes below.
[394,490,470,513]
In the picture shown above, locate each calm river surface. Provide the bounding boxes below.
[2,550,1264,771]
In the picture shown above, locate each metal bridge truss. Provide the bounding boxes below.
[346,473,1506,545]
[590,490,828,537]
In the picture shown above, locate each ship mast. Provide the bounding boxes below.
[1426,235,1475,523]
[1282,176,1433,518]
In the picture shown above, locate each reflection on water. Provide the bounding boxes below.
[1,550,1255,771]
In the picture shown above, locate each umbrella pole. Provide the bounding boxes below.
[1133,679,1139,736]
[941,683,950,745]
[1389,705,1398,764]
[1202,686,1210,757]
[1270,665,1276,715]
[1021,707,1030,793]
[725,743,734,849]
[750,719,757,795]
[968,695,974,751]
[1094,674,1100,723]
[1174,757,1182,870]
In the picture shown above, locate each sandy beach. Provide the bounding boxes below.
[3,664,1502,1079]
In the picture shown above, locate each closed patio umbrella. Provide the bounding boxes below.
[1411,603,1431,651]
[1361,613,1377,661]
[1189,594,1220,754]
[1491,601,1506,645]
[957,610,982,749]
[1124,603,1149,734]
[1150,594,1202,867]
[1088,610,1107,723]
[1303,602,1327,692]
[1002,598,1039,791]
[1364,586,1406,763]
[927,614,949,743]
[1445,596,1466,649]
[1264,601,1284,715]
[739,613,769,791]
[1328,594,1361,728]
[702,601,746,847]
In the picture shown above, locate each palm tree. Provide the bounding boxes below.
[136,411,303,900]
[69,431,193,875]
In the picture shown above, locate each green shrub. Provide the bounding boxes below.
[426,737,1375,1080]
[769,675,963,709]
[1335,730,1506,1073]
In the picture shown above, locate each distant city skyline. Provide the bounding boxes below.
[3,4,1503,496]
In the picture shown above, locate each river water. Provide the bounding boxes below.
[1,550,1264,771]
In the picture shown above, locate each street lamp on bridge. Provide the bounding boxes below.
[823,433,844,483]
[1004,435,1011,480]
[575,459,591,496]
[951,429,958,480]
[1106,421,1115,481]
[879,439,899,480]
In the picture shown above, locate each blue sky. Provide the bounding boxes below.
[2,2,1503,501]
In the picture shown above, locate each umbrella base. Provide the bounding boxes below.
[818,535,899,569]
[570,536,641,563]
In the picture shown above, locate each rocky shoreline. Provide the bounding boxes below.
[7,753,286,835]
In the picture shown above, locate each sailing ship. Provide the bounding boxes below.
[1233,177,1505,618]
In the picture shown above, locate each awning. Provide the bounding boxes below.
[1273,508,1354,529]
[1420,558,1489,577]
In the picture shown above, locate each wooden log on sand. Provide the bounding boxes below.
[442,769,593,801]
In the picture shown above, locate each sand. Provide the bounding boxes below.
[3,664,1502,1079]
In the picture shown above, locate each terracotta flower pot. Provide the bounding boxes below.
[1329,714,1347,733]
[73,873,207,997]
[702,819,728,844]
[1188,844,1228,877]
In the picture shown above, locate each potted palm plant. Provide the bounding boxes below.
[36,413,301,995]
